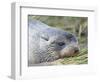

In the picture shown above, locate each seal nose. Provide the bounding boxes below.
[74,48,79,54]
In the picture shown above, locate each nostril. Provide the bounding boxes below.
[74,48,79,53]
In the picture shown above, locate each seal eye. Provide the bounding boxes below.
[58,42,65,46]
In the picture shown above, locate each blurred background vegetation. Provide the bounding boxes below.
[28,15,88,65]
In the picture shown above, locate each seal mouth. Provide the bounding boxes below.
[59,47,80,58]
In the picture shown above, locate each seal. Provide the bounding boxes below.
[28,19,79,66]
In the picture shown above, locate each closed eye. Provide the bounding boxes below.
[57,42,65,46]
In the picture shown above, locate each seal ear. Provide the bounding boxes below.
[67,33,73,39]
[64,32,73,39]
[65,33,77,42]
[40,33,49,41]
